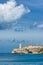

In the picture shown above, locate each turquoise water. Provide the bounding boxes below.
[0,54,43,65]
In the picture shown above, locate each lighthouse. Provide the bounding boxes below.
[19,43,22,49]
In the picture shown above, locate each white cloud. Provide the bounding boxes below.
[0,0,30,22]
[37,24,43,28]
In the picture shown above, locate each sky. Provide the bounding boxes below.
[0,0,43,53]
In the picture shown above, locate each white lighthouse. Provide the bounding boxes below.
[19,43,22,49]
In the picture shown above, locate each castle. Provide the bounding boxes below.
[12,43,43,54]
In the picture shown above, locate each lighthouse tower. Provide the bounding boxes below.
[19,43,22,49]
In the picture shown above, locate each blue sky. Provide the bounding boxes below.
[0,0,43,53]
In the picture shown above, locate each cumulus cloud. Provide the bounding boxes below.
[37,24,43,28]
[0,0,30,22]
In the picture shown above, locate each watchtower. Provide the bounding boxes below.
[19,43,22,49]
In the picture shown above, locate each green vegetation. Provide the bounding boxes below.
[25,48,29,53]
[38,48,43,54]
[40,48,43,51]
[25,48,32,54]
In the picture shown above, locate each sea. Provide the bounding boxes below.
[0,54,43,65]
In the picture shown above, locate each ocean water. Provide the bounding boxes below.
[0,54,43,65]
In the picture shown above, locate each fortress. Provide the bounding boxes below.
[12,43,43,54]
